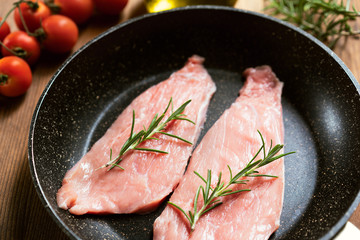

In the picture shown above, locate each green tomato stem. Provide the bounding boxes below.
[44,1,61,14]
[0,74,9,85]
[16,3,32,35]
[24,0,39,11]
[0,40,28,59]
[12,47,28,59]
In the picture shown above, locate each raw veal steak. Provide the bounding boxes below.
[57,55,216,215]
[154,66,284,240]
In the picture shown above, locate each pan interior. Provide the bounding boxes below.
[30,7,360,240]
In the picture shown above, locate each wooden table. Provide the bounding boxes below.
[1,0,359,239]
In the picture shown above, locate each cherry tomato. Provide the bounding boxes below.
[93,0,128,15]
[0,17,11,41]
[0,56,32,97]
[1,31,41,66]
[53,0,94,25]
[14,0,51,32]
[41,15,78,53]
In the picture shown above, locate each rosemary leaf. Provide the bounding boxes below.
[168,130,295,231]
[266,0,360,48]
[221,189,250,197]
[100,98,195,171]
[158,131,193,145]
[132,148,168,154]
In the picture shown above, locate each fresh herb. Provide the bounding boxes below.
[266,0,360,48]
[98,98,195,171]
[168,130,295,231]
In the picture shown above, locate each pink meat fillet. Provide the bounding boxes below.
[154,66,284,240]
[57,55,216,215]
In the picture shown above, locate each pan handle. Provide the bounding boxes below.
[334,222,360,239]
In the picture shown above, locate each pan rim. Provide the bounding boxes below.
[27,5,360,240]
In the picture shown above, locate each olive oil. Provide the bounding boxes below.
[145,0,236,13]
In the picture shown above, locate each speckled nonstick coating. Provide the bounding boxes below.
[28,6,360,240]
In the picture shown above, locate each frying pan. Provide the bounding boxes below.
[28,6,360,240]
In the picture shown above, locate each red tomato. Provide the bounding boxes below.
[93,0,128,15]
[14,0,51,32]
[0,17,11,41]
[1,31,41,65]
[41,15,78,53]
[54,0,94,24]
[0,56,32,97]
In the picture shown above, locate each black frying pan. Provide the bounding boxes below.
[28,6,360,240]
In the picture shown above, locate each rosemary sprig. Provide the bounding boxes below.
[168,130,295,231]
[98,98,195,171]
[266,0,360,48]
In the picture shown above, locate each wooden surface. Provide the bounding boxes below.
[0,0,359,239]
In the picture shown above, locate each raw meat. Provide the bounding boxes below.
[57,55,216,215]
[153,66,284,240]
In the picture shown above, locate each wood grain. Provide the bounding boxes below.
[0,0,359,239]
